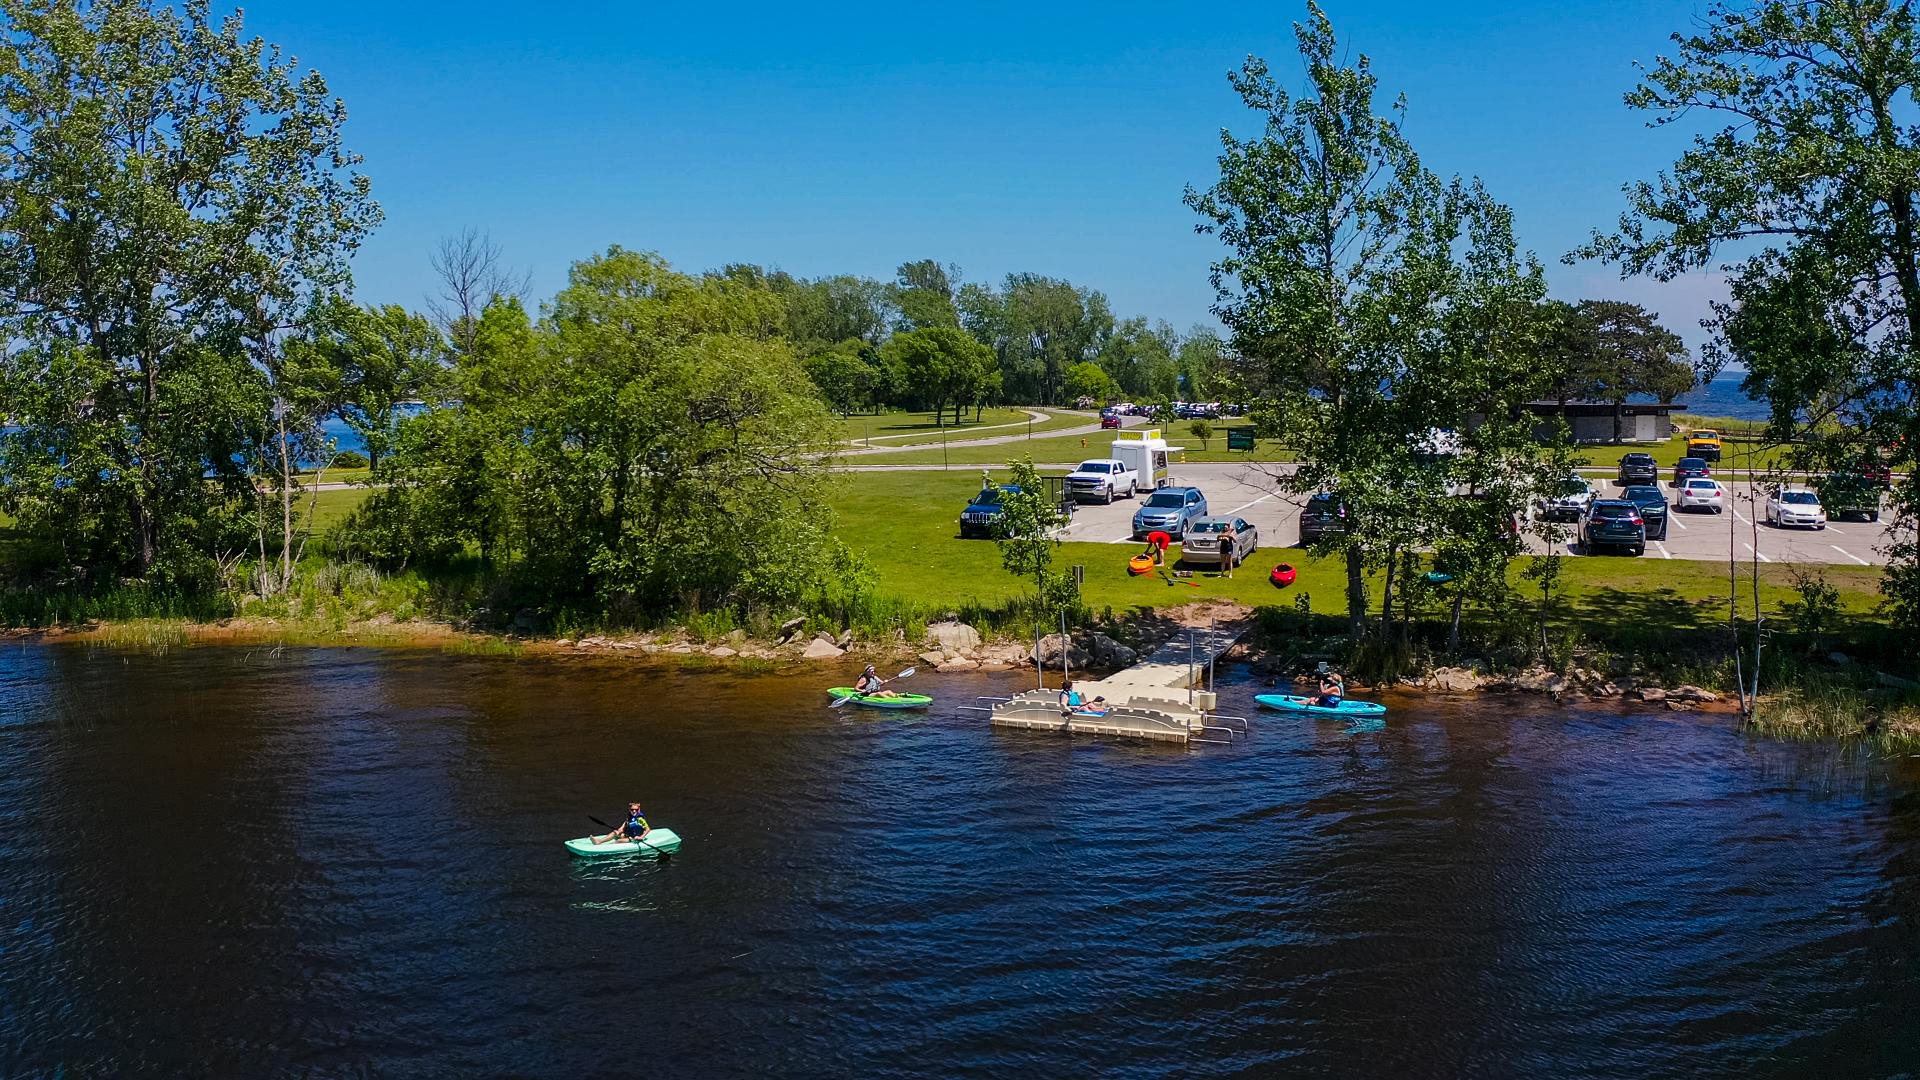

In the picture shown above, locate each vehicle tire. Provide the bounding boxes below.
[1633,544,1645,556]
[1101,488,1113,505]
[1872,510,1881,523]
[1817,523,1826,530]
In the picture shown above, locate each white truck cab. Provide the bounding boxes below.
[1064,458,1138,504]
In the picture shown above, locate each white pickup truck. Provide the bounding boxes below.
[1065,458,1139,504]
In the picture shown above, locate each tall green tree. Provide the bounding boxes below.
[881,326,998,425]
[0,0,380,588]
[1581,0,1920,623]
[996,458,1077,615]
[1097,318,1181,400]
[892,259,961,331]
[1176,328,1228,400]
[1061,360,1121,405]
[1186,2,1469,637]
[349,251,842,620]
[298,300,447,473]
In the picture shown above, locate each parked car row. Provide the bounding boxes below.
[1102,401,1248,420]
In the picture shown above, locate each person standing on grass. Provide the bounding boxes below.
[1219,520,1237,578]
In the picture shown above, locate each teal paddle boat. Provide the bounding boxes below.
[827,687,934,710]
[1254,694,1387,718]
[564,827,683,858]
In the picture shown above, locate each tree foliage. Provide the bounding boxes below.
[0,0,379,590]
[1585,0,1920,624]
[344,250,843,622]
[1187,3,1553,639]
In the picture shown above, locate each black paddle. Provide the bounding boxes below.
[587,814,671,860]
[830,665,918,707]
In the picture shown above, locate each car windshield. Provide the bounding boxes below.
[1558,480,1589,496]
[971,489,1003,506]
[1145,492,1186,508]
[1687,480,1717,491]
[1693,431,1718,438]
[1623,486,1664,503]
[1190,520,1226,533]
[1592,503,1636,518]
[1307,495,1338,510]
[1679,458,1705,468]
[1624,455,1653,464]
[1782,491,1820,505]
[1078,462,1111,473]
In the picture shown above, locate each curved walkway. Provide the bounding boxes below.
[848,409,1054,446]
[841,409,1126,456]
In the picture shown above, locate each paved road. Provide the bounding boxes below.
[1048,462,1893,567]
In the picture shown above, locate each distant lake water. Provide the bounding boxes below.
[1643,370,1768,423]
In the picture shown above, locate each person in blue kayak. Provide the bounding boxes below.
[1315,670,1345,708]
[591,802,650,846]
[1059,680,1085,712]
[854,664,898,699]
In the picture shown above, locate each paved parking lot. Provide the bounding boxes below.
[1052,463,1892,566]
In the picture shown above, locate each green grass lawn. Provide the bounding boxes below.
[824,470,1887,625]
[1572,433,1797,474]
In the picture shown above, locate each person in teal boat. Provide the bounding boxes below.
[854,664,898,699]
[591,802,650,846]
[1315,670,1345,708]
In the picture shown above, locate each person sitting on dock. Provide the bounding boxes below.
[854,664,898,698]
[592,802,650,845]
[1060,680,1086,713]
[1316,671,1345,708]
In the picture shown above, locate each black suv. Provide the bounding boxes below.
[1620,484,1669,540]
[1673,457,1711,486]
[1298,493,1346,545]
[1618,452,1657,486]
[1578,499,1647,556]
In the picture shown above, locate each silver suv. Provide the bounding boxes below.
[1131,486,1208,539]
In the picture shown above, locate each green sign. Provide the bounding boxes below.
[1227,427,1256,451]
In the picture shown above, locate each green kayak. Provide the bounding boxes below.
[565,827,682,858]
[826,687,934,709]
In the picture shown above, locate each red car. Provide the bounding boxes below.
[1100,415,1121,429]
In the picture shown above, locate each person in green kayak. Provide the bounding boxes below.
[591,802,650,846]
[854,664,898,699]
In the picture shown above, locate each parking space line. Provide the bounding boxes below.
[1744,543,1772,563]
[1669,517,1687,531]
[1224,491,1282,515]
[1655,541,1672,559]
[1832,544,1872,566]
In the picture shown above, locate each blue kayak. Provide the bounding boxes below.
[1255,694,1387,717]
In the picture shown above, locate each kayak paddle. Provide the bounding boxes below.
[587,814,671,861]
[830,665,918,707]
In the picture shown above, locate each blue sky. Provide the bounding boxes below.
[244,0,1725,347]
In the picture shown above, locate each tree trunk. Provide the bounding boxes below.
[1379,546,1398,644]
[1345,547,1367,639]
[276,404,294,594]
[1447,591,1465,655]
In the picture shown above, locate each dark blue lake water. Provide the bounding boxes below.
[4,644,1918,1077]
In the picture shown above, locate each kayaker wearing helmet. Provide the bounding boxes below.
[591,802,650,846]
[1316,670,1345,708]
[854,664,897,699]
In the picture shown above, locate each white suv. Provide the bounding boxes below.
[1765,485,1828,529]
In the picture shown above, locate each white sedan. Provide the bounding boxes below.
[1765,486,1828,529]
[1676,478,1725,513]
